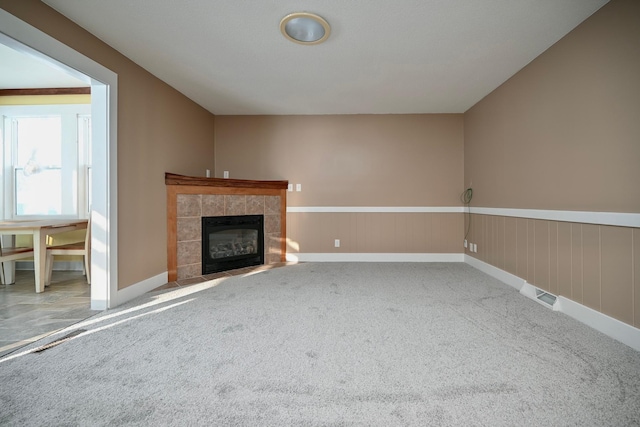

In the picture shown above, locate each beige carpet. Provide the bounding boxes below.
[1,263,639,426]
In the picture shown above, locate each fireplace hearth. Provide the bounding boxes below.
[202,215,264,274]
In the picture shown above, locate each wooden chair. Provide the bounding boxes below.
[45,217,91,286]
[0,239,34,285]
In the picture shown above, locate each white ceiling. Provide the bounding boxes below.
[17,1,610,114]
[0,43,87,89]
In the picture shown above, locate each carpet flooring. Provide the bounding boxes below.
[1,263,639,426]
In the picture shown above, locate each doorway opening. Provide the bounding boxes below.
[0,9,117,355]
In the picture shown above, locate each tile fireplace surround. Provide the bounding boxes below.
[165,173,288,281]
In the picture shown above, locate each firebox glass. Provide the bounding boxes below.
[208,229,258,260]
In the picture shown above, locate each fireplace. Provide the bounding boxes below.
[201,215,264,274]
[166,173,287,281]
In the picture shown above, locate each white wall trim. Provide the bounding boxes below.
[113,271,168,308]
[287,253,464,262]
[287,206,465,213]
[465,255,640,352]
[557,296,640,353]
[468,207,640,228]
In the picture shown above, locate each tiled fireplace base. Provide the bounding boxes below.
[165,173,288,281]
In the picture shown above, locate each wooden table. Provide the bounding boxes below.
[0,219,89,293]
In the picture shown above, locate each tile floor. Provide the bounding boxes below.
[0,269,96,357]
[0,262,293,357]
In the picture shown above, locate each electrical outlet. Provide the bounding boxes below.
[223,171,229,179]
[334,239,340,248]
[464,239,468,248]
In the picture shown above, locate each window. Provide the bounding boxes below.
[1,104,91,219]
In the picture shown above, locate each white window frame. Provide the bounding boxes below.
[1,104,91,220]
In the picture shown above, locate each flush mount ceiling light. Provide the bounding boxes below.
[280,12,330,45]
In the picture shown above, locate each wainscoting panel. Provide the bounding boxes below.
[549,222,558,296]
[504,217,518,276]
[517,219,529,281]
[582,224,601,313]
[557,222,572,300]
[287,212,463,255]
[634,228,640,329]
[534,219,550,291]
[466,213,638,328]
[601,226,633,325]
[571,223,584,304]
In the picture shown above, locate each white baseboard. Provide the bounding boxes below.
[113,271,168,308]
[465,255,640,352]
[519,281,562,311]
[557,296,640,353]
[287,253,465,263]
[464,255,525,291]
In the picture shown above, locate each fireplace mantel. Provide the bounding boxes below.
[165,173,288,282]
[165,172,288,190]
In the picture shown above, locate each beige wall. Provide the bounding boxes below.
[215,115,463,206]
[215,115,465,254]
[464,0,640,213]
[464,0,640,328]
[0,1,216,289]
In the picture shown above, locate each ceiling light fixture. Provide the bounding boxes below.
[280,12,330,45]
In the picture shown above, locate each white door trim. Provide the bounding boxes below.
[0,9,118,309]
